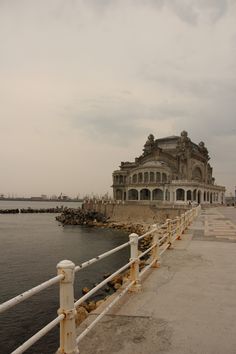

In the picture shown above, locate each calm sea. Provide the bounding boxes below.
[0,201,129,353]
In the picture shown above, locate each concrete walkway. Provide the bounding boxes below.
[77,207,236,354]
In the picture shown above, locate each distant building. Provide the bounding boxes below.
[112,131,225,205]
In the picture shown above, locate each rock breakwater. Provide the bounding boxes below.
[0,207,63,214]
[55,208,108,225]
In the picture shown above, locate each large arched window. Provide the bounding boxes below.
[176,188,185,201]
[152,189,163,200]
[192,167,203,181]
[140,189,151,200]
[187,190,192,201]
[128,189,138,200]
[116,189,123,200]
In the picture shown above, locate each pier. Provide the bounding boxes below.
[78,206,236,354]
[1,206,236,353]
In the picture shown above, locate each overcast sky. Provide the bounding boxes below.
[0,0,235,197]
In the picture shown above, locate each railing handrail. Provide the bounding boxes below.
[0,205,201,354]
[0,274,64,314]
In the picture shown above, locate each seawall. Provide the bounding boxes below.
[83,201,189,224]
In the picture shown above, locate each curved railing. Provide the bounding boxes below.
[0,205,201,354]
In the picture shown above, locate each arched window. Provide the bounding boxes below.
[132,174,137,183]
[187,190,192,201]
[156,172,161,182]
[162,173,167,182]
[138,173,143,183]
[144,172,149,183]
[176,188,185,201]
[192,167,203,181]
[128,189,138,200]
[140,189,151,200]
[152,189,163,200]
[116,189,123,200]
[207,191,209,201]
[150,172,155,182]
[119,175,123,184]
[204,191,206,201]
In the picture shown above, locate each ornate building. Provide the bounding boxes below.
[112,131,225,205]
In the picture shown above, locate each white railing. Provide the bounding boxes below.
[0,205,201,354]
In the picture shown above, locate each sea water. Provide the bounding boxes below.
[0,201,129,353]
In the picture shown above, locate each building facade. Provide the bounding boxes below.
[112,131,225,205]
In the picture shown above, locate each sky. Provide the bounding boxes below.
[0,0,235,197]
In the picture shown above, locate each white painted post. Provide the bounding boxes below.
[57,260,79,354]
[129,233,141,292]
[186,211,190,226]
[180,214,184,234]
[176,216,181,240]
[182,213,186,233]
[151,225,160,268]
[166,219,172,248]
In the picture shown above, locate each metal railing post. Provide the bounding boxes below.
[57,260,79,354]
[166,219,172,248]
[129,233,141,292]
[182,213,186,233]
[186,211,190,226]
[176,216,181,240]
[151,225,160,268]
[190,209,193,223]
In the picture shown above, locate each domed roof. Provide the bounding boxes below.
[141,160,168,168]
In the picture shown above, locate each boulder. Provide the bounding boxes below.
[114,283,122,290]
[86,301,96,312]
[75,306,88,326]
[82,287,90,295]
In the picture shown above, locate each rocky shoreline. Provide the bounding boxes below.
[55,207,148,233]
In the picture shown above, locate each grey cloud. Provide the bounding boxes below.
[169,1,198,25]
[144,74,236,100]
[18,0,227,26]
[66,94,186,145]
[149,0,228,24]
